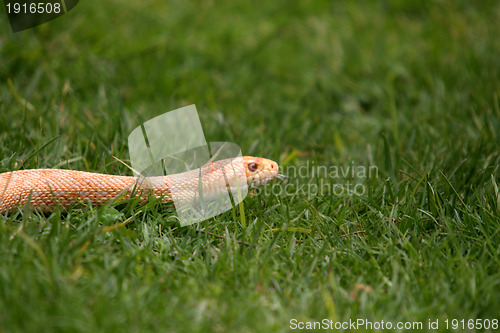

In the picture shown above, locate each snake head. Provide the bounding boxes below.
[242,156,279,187]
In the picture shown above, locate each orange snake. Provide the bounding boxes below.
[0,156,279,214]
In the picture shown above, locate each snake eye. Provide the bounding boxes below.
[248,162,258,172]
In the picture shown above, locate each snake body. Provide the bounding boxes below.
[0,156,279,214]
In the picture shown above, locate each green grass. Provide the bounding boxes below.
[1,0,500,332]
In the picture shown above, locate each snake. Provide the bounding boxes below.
[0,156,280,214]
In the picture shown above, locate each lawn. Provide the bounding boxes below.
[1,0,499,332]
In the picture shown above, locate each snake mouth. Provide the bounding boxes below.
[260,176,276,185]
[249,173,286,187]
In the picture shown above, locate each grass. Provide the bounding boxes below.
[1,0,500,331]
